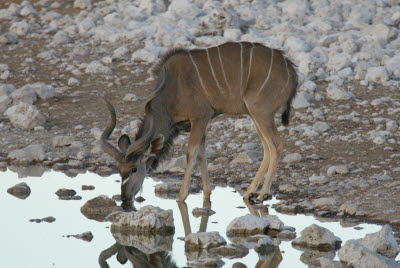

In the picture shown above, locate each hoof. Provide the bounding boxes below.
[256,193,270,203]
[244,192,255,200]
[248,199,255,205]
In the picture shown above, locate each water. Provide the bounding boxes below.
[0,167,392,267]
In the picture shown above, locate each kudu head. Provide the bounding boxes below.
[97,93,164,203]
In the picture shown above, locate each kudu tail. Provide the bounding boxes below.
[281,62,298,126]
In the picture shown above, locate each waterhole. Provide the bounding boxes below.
[1,167,394,267]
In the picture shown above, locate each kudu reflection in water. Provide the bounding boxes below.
[99,243,177,268]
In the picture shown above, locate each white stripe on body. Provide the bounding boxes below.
[283,56,290,87]
[206,48,223,91]
[188,51,212,100]
[258,48,274,96]
[246,43,255,88]
[217,46,232,90]
[122,178,129,186]
[239,42,244,95]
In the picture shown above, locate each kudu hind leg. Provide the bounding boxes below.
[177,119,210,202]
[243,124,270,200]
[198,137,212,199]
[256,121,283,202]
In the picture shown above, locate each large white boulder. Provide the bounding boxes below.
[29,83,56,100]
[185,232,227,250]
[5,103,46,130]
[338,240,399,268]
[360,225,400,259]
[326,84,354,101]
[292,224,341,250]
[227,214,270,235]
[8,144,50,162]
[10,85,37,104]
[365,66,389,84]
[107,205,174,234]
[10,21,30,36]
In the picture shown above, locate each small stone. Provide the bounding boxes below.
[231,150,263,164]
[82,185,95,190]
[283,153,302,163]
[68,77,80,86]
[69,231,93,242]
[7,182,31,199]
[55,188,77,198]
[192,207,216,217]
[135,196,145,202]
[53,136,74,147]
[312,197,338,208]
[313,121,330,133]
[42,216,56,223]
[74,0,92,9]
[339,204,359,216]
[277,230,297,240]
[10,21,30,37]
[123,93,139,102]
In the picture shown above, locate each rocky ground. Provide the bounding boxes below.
[0,0,399,238]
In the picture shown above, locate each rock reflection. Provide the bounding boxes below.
[8,165,47,178]
[99,235,177,268]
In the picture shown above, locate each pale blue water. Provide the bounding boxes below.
[0,167,391,267]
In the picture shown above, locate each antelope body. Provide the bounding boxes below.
[99,41,298,203]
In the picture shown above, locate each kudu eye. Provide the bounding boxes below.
[131,168,137,173]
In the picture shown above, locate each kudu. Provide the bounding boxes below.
[98,41,298,203]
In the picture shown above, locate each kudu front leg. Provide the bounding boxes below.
[177,118,210,202]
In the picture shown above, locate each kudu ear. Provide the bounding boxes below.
[143,134,165,159]
[118,135,131,153]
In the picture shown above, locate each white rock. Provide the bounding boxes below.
[53,136,74,147]
[292,224,341,250]
[10,21,30,37]
[365,67,389,84]
[292,92,311,109]
[335,165,349,174]
[68,78,80,86]
[327,52,352,72]
[282,153,302,163]
[262,215,284,230]
[5,103,46,130]
[113,47,129,59]
[167,0,202,19]
[301,81,317,92]
[91,127,102,140]
[312,197,338,208]
[284,36,311,54]
[231,150,263,164]
[30,83,55,100]
[0,84,16,96]
[10,85,37,104]
[0,94,12,113]
[139,0,166,15]
[78,18,95,36]
[107,205,174,233]
[224,28,241,41]
[155,155,187,173]
[73,0,92,9]
[313,121,330,133]
[309,174,328,184]
[227,214,270,235]
[20,4,36,16]
[326,84,354,101]
[339,204,359,216]
[85,61,112,74]
[53,30,70,44]
[185,232,226,250]
[385,54,400,79]
[8,144,50,162]
[360,225,400,259]
[338,240,399,268]
[123,93,139,102]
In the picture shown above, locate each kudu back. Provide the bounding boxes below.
[98,41,298,203]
